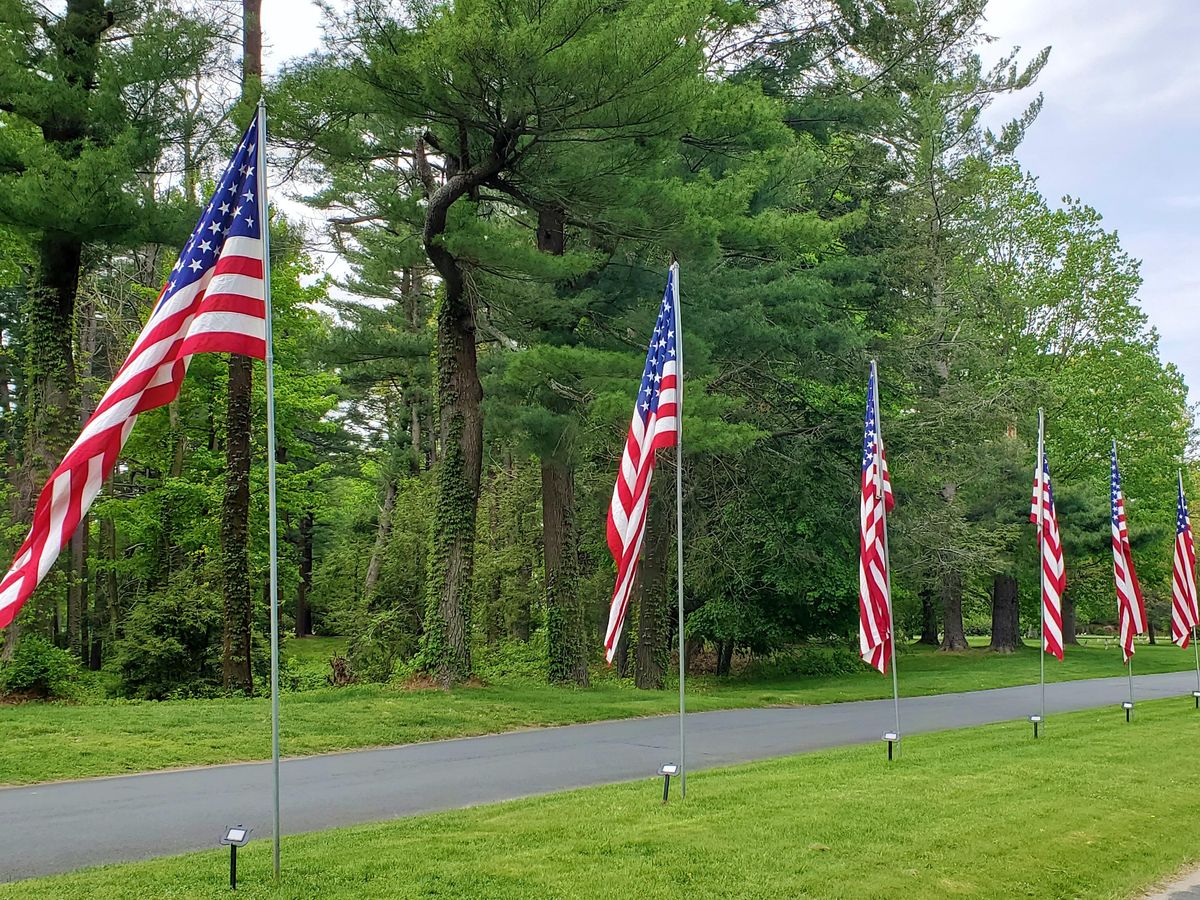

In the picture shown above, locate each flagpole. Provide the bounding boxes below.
[1037,409,1046,727]
[871,360,901,742]
[671,260,687,798]
[257,97,282,879]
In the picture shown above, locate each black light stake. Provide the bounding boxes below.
[220,826,252,890]
[1122,700,1134,723]
[1192,690,1200,710]
[659,764,678,803]
[1029,714,1042,739]
[882,732,899,761]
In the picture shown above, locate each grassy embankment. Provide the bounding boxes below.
[0,635,1192,786]
[4,696,1198,898]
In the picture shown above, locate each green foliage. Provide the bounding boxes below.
[741,645,864,680]
[113,570,224,700]
[0,635,76,698]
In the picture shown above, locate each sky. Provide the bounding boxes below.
[258,0,1200,407]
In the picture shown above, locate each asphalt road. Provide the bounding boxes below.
[3,670,1197,883]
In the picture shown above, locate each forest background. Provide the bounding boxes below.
[0,0,1192,706]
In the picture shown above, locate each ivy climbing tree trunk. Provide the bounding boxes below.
[221,0,262,695]
[535,205,588,686]
[414,133,513,685]
[542,457,588,686]
[421,279,483,684]
[635,490,671,690]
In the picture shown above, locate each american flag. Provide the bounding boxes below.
[1111,445,1146,663]
[604,266,681,662]
[0,114,268,630]
[1171,473,1198,648]
[859,363,895,674]
[1030,445,1065,660]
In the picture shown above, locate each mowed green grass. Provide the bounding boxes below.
[0,637,1192,786]
[5,698,1200,899]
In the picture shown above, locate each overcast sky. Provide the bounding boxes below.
[258,0,1200,407]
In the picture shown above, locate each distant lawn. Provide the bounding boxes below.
[0,637,1194,786]
[5,697,1200,899]
[284,635,348,667]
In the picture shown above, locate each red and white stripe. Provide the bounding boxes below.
[1030,449,1065,660]
[1111,446,1146,664]
[1171,476,1197,648]
[604,266,680,662]
[0,119,267,630]
[859,365,895,674]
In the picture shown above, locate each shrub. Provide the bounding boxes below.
[114,572,223,699]
[474,631,549,683]
[743,645,863,680]
[0,635,78,699]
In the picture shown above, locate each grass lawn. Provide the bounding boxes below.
[5,697,1199,899]
[0,637,1193,786]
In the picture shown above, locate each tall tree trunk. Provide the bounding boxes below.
[1062,592,1078,645]
[939,569,969,651]
[67,525,86,659]
[363,475,397,602]
[295,505,314,638]
[635,492,671,690]
[415,134,501,685]
[542,458,588,686]
[101,514,118,644]
[919,587,939,645]
[1148,616,1157,645]
[716,640,734,676]
[988,573,1022,652]
[613,624,630,678]
[420,279,483,684]
[534,205,587,686]
[221,0,263,696]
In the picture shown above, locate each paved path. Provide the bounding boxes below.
[1147,866,1200,899]
[3,670,1197,883]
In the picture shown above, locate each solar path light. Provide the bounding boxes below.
[220,826,252,890]
[1192,690,1200,710]
[1029,714,1042,739]
[882,732,899,761]
[1121,700,1134,723]
[659,764,678,803]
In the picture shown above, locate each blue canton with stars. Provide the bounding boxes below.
[637,271,678,424]
[862,367,881,475]
[1040,453,1056,507]
[1180,481,1191,537]
[1111,446,1125,530]
[160,116,262,311]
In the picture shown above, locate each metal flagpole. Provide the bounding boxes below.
[1037,409,1046,727]
[671,261,687,798]
[871,360,901,743]
[256,97,282,879]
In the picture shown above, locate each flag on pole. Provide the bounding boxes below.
[604,270,680,662]
[1171,475,1198,648]
[0,116,268,630]
[1030,444,1065,660]
[859,365,895,674]
[1111,445,1146,663]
